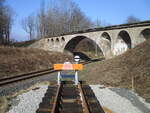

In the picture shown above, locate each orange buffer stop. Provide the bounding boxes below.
[54,63,83,85]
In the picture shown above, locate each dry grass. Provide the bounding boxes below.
[11,40,37,47]
[0,97,8,113]
[0,47,73,78]
[79,40,150,99]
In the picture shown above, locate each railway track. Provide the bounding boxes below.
[36,81,105,113]
[0,68,56,86]
[0,58,105,112]
[0,59,102,86]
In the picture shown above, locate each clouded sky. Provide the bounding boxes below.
[6,0,150,41]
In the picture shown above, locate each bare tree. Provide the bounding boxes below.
[126,15,140,24]
[21,15,35,40]
[34,0,93,38]
[69,7,92,32]
[37,0,47,38]
[22,0,93,39]
[4,6,13,43]
[0,0,13,45]
[94,18,101,27]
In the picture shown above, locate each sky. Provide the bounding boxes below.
[6,0,150,41]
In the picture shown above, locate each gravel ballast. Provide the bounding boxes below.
[91,85,150,113]
[0,72,57,96]
[4,83,150,113]
[7,84,48,113]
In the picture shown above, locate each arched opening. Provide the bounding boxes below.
[113,30,132,55]
[55,38,60,47]
[100,32,112,57]
[140,28,150,40]
[101,32,111,42]
[118,31,131,48]
[101,32,111,49]
[56,38,59,42]
[62,37,65,41]
[47,39,50,42]
[60,37,65,46]
[64,36,104,61]
[51,39,54,45]
[51,38,54,42]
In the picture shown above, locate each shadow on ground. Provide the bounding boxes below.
[110,88,150,113]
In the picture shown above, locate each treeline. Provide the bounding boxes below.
[0,0,141,43]
[22,0,94,40]
[0,0,13,45]
[22,0,141,40]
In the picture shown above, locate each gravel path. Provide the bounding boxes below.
[0,72,57,96]
[7,84,48,113]
[91,85,150,113]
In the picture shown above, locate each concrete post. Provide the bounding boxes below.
[57,71,61,85]
[75,70,78,85]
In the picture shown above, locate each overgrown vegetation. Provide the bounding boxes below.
[0,47,73,78]
[79,40,150,100]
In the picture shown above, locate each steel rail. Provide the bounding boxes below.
[36,81,105,113]
[0,58,102,86]
[50,82,91,113]
[78,82,90,113]
[51,84,61,113]
[0,68,53,81]
[0,69,57,86]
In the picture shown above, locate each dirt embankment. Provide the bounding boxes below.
[79,40,150,99]
[0,47,73,78]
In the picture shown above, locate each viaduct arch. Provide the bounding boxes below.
[29,21,150,59]
[64,36,104,56]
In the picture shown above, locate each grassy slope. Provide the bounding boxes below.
[79,40,150,99]
[0,47,73,78]
[11,40,37,47]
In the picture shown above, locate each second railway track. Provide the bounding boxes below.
[0,59,102,86]
[36,81,105,113]
[0,68,56,86]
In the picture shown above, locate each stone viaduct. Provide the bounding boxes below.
[30,21,150,58]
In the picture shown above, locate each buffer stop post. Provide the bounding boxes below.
[54,55,83,85]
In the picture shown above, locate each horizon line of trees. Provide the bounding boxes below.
[21,0,94,40]
[22,0,141,40]
[0,0,142,44]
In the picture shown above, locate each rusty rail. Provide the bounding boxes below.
[36,81,105,113]
[51,84,61,113]
[78,82,90,113]
[0,69,56,86]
